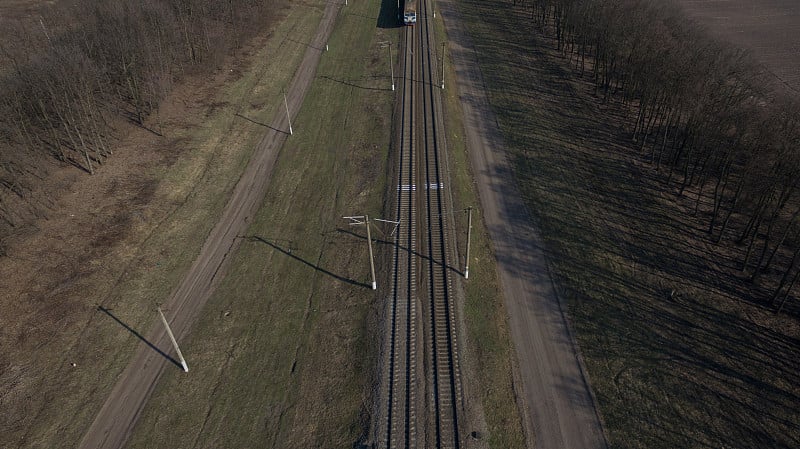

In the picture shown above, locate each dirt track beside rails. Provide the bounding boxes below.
[437,0,608,447]
[77,4,341,448]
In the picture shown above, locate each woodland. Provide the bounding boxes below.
[516,0,800,310]
[0,0,279,243]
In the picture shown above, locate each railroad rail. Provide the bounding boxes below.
[381,0,462,446]
[383,23,418,449]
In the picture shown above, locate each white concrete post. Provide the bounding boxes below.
[365,215,377,290]
[465,207,473,279]
[283,89,293,135]
[158,307,188,372]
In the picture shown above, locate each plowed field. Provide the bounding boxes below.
[675,0,800,92]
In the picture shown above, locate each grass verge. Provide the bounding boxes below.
[456,1,800,448]
[127,0,400,447]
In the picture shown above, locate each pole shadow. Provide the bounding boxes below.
[286,37,327,52]
[319,75,394,91]
[97,305,183,370]
[246,235,372,288]
[234,113,289,135]
[335,227,464,276]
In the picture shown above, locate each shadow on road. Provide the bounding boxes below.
[234,113,289,135]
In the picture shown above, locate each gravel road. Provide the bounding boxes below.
[437,1,608,447]
[77,4,341,448]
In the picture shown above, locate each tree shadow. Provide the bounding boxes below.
[452,0,800,446]
[377,0,403,29]
[246,235,371,288]
[137,123,163,137]
[97,305,183,370]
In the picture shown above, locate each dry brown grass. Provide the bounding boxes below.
[0,4,317,447]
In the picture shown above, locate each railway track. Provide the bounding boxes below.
[381,0,461,447]
[384,23,418,449]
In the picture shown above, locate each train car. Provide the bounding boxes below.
[403,0,417,25]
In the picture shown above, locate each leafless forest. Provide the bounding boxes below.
[0,0,279,244]
[513,0,800,310]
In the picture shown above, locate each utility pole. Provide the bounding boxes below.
[283,89,293,135]
[344,215,381,290]
[465,207,472,279]
[39,17,52,44]
[441,42,446,89]
[389,43,395,91]
[366,215,377,290]
[158,307,188,372]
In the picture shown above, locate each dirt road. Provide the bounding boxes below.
[77,4,341,449]
[436,1,608,448]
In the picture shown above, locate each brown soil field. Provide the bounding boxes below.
[674,0,800,92]
[0,0,57,20]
